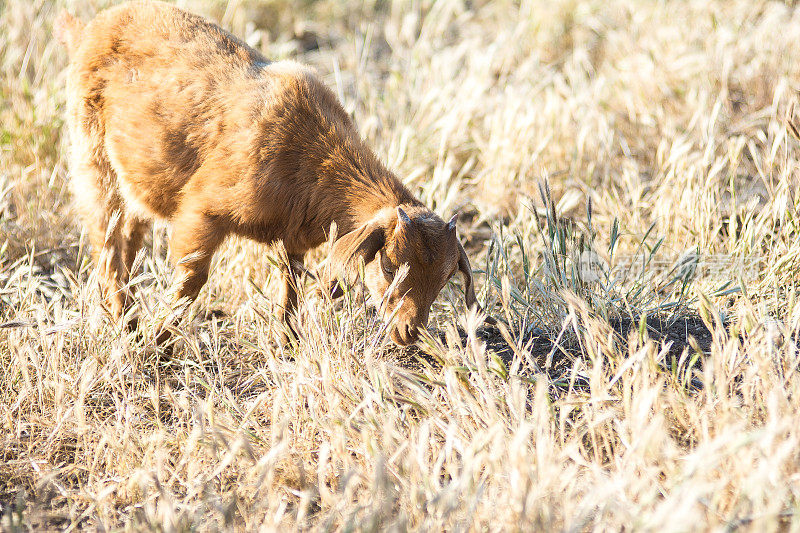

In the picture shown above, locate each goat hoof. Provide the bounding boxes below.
[277,322,299,347]
[124,314,140,332]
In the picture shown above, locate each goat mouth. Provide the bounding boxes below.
[390,326,419,346]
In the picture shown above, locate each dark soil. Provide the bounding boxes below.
[397,314,718,391]
[610,315,716,359]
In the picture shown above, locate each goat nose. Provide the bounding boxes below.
[390,323,419,346]
[390,327,406,346]
[404,322,419,342]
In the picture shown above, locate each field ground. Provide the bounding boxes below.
[3,0,800,530]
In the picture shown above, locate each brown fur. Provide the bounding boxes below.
[57,0,485,346]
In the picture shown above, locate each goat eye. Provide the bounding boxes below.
[380,251,395,278]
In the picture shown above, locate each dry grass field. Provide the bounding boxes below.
[3,0,800,530]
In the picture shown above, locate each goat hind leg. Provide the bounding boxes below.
[118,215,150,330]
[71,162,132,319]
[122,215,149,279]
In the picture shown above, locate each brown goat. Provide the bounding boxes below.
[56,1,487,346]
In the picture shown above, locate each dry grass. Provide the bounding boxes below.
[3,0,800,530]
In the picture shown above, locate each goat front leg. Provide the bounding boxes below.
[116,214,150,331]
[278,253,305,344]
[155,208,225,344]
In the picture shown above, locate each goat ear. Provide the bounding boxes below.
[457,240,477,310]
[456,240,495,324]
[449,217,476,308]
[324,219,386,297]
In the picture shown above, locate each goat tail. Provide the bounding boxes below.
[54,10,84,57]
